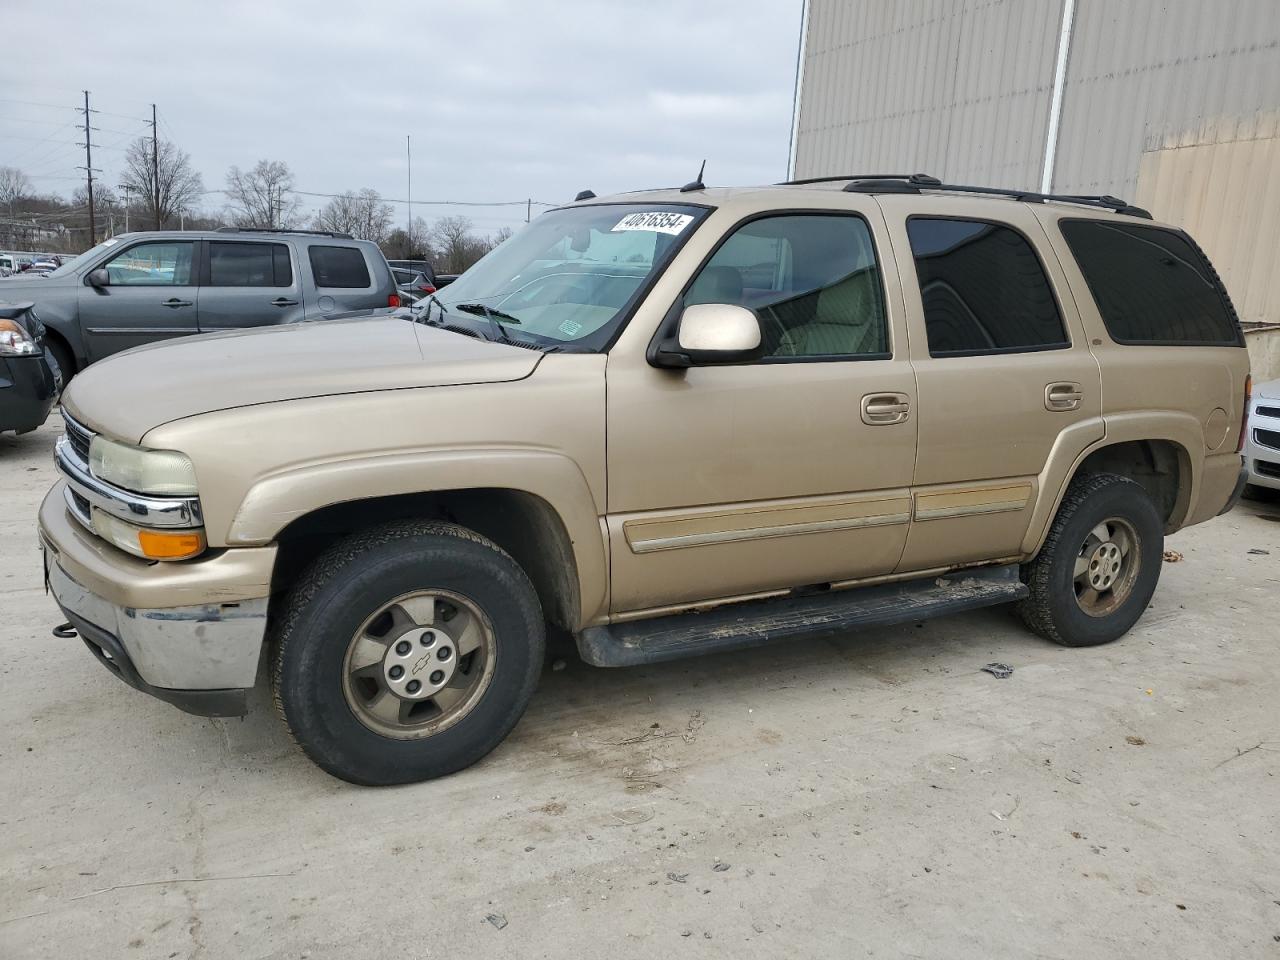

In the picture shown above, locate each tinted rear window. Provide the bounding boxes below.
[308,246,371,288]
[1060,220,1240,346]
[907,217,1068,356]
[208,242,292,287]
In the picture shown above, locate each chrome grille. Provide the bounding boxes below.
[1255,428,1280,452]
[1257,405,1280,420]
[62,413,93,463]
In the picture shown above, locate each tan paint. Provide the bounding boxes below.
[40,182,1250,635]
[143,355,612,627]
[603,191,918,612]
[623,491,911,554]
[913,482,1033,520]
[39,483,276,608]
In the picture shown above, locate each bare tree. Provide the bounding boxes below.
[118,139,204,230]
[70,184,121,244]
[0,166,34,246]
[224,160,301,229]
[430,215,486,273]
[0,166,33,211]
[314,188,394,242]
[380,216,434,261]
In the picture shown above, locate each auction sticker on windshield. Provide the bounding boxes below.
[611,212,694,235]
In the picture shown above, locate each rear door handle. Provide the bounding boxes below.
[162,298,193,308]
[1045,381,1084,411]
[861,392,910,425]
[271,297,299,307]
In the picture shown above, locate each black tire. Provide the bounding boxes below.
[1018,473,1163,647]
[44,336,74,390]
[271,521,544,785]
[1242,482,1279,503]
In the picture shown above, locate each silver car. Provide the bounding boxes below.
[1245,378,1280,493]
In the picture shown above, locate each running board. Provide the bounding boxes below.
[577,564,1028,667]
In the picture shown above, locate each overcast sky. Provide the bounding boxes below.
[1,1,803,233]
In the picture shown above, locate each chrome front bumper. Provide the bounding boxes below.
[43,536,269,718]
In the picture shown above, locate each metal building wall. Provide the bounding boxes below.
[793,0,1065,187]
[1053,0,1280,196]
[793,0,1280,195]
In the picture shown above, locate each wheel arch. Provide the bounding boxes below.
[268,486,596,634]
[1023,413,1203,556]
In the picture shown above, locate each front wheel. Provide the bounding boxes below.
[272,521,545,785]
[1019,473,1164,647]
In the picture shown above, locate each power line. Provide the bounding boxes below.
[0,97,79,112]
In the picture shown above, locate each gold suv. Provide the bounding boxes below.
[39,174,1251,785]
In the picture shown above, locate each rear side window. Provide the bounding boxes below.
[208,242,292,287]
[308,245,371,288]
[907,218,1068,356]
[1060,220,1240,346]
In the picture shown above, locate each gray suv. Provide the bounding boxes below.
[0,228,398,380]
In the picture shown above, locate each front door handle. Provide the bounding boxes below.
[1045,381,1083,411]
[271,297,299,307]
[861,392,910,425]
[161,298,193,308]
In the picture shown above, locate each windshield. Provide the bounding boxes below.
[415,202,709,350]
[45,238,119,279]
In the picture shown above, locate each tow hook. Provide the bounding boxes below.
[52,622,77,639]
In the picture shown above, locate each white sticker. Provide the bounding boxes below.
[611,211,693,236]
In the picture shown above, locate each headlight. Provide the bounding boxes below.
[88,435,199,496]
[91,508,206,561]
[0,318,37,356]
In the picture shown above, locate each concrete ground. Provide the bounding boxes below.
[2,415,1278,960]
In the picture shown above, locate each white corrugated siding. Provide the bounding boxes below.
[1053,0,1280,196]
[795,0,1280,194]
[794,0,1065,186]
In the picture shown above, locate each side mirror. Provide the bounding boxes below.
[86,268,109,288]
[652,303,763,368]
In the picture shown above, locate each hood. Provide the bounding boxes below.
[0,274,73,290]
[63,316,541,443]
[1256,379,1280,401]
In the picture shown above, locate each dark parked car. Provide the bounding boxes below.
[391,267,437,304]
[0,229,400,381]
[386,259,437,285]
[0,301,58,435]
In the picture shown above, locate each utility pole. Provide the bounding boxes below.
[118,183,132,232]
[150,104,161,229]
[526,198,531,223]
[76,90,99,246]
[406,134,412,240]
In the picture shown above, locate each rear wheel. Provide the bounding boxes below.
[272,521,544,785]
[1019,474,1163,647]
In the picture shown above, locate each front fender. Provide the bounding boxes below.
[228,446,609,627]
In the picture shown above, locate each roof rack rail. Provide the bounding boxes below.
[781,173,940,187]
[796,174,1150,218]
[214,227,355,239]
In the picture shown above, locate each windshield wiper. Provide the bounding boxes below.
[454,302,524,344]
[454,302,522,324]
[420,293,449,326]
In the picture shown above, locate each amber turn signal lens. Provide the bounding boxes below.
[137,528,207,560]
